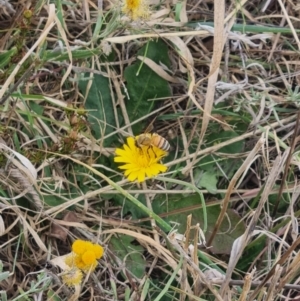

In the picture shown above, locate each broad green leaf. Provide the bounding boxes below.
[28,101,44,116]
[152,195,245,254]
[195,170,218,194]
[78,74,116,145]
[195,130,245,178]
[124,40,171,133]
[208,131,244,154]
[113,194,147,219]
[43,195,67,207]
[109,234,146,279]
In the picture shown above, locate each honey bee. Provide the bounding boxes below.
[135,133,170,152]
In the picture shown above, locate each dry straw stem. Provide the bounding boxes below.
[96,186,300,196]
[180,215,191,300]
[248,235,300,300]
[104,30,210,44]
[169,114,296,169]
[277,251,300,291]
[0,4,56,100]
[102,228,178,274]
[272,111,300,216]
[184,0,226,174]
[207,137,265,247]
[237,269,256,301]
[265,265,283,301]
[108,68,132,135]
[210,279,300,292]
[221,150,290,300]
[137,56,181,83]
[277,0,300,50]
[166,233,224,301]
[53,13,72,95]
[185,0,248,174]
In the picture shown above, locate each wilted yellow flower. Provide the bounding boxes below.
[114,137,168,182]
[65,240,104,273]
[61,268,83,287]
[122,0,150,20]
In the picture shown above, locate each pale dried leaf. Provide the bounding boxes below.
[0,143,37,180]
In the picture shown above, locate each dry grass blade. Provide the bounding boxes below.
[237,268,256,301]
[265,265,282,301]
[277,251,300,291]
[207,137,265,247]
[249,235,300,301]
[220,148,290,298]
[1,0,300,298]
[0,4,56,100]
[166,232,224,301]
[272,111,300,216]
[105,29,211,43]
[137,56,181,83]
[277,0,300,50]
[169,114,296,167]
[198,0,225,135]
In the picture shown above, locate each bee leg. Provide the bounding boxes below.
[147,146,157,158]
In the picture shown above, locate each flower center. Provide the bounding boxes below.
[135,146,160,167]
[136,150,150,167]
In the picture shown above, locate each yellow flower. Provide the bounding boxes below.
[114,137,168,183]
[122,0,150,20]
[72,240,94,255]
[92,244,104,259]
[65,240,104,273]
[61,268,83,287]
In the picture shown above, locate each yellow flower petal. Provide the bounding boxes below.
[127,170,140,182]
[82,251,96,265]
[93,244,104,259]
[69,240,104,272]
[72,240,88,255]
[137,171,146,182]
[114,136,168,182]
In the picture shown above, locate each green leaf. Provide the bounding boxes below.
[0,47,17,69]
[43,194,68,207]
[109,234,146,279]
[47,290,62,301]
[195,170,218,194]
[209,131,244,154]
[124,40,171,132]
[195,130,245,178]
[113,194,147,220]
[78,74,116,146]
[152,195,245,255]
